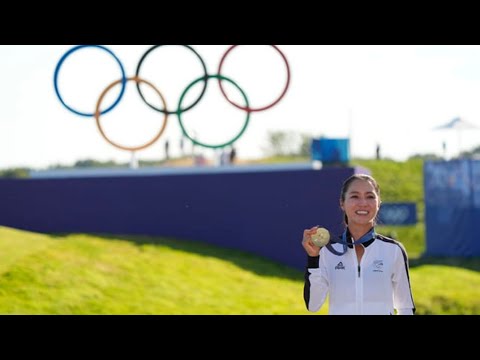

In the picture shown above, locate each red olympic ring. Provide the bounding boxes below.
[217,45,291,112]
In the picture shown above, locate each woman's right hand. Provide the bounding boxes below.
[302,226,322,256]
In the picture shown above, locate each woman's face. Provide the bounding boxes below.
[341,179,380,227]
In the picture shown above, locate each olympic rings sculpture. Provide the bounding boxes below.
[53,44,291,151]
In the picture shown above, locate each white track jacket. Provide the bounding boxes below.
[304,233,415,315]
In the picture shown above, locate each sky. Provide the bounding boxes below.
[1,45,480,170]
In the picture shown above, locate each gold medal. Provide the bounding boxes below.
[311,227,330,247]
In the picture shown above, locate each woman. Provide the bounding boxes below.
[302,174,415,315]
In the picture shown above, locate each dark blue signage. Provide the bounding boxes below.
[378,202,417,225]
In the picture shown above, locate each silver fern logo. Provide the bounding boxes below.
[373,260,384,272]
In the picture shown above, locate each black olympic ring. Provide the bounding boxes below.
[135,45,209,116]
[53,45,291,150]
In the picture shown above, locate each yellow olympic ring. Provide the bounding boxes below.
[94,76,168,152]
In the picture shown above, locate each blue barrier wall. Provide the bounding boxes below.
[0,164,365,270]
[424,160,480,257]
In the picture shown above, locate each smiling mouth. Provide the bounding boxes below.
[355,211,369,215]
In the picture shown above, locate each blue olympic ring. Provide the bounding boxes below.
[53,45,127,117]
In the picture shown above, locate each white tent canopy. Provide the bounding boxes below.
[433,117,480,158]
[433,117,479,131]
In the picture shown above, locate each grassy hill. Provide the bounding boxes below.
[351,158,425,258]
[1,157,479,314]
[353,158,480,314]
[0,226,318,315]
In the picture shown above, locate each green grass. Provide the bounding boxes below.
[1,157,479,314]
[2,225,480,314]
[352,158,424,221]
[0,226,324,315]
[410,262,480,314]
[348,158,480,314]
[350,158,426,257]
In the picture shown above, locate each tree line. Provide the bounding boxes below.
[2,132,480,178]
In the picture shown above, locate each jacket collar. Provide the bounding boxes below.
[344,227,376,248]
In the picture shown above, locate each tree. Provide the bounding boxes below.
[408,153,443,161]
[0,168,30,178]
[298,133,312,157]
[263,131,312,157]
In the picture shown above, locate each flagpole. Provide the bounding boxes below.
[457,129,462,158]
[348,107,353,161]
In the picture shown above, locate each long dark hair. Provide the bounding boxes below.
[340,174,380,225]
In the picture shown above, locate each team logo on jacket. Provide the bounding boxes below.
[373,260,384,272]
[335,262,345,270]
